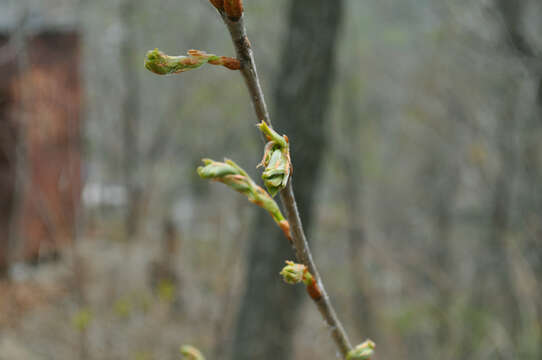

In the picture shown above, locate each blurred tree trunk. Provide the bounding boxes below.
[0,42,17,279]
[431,96,464,359]
[230,1,344,359]
[494,0,542,350]
[459,3,542,358]
[120,0,142,239]
[458,82,521,360]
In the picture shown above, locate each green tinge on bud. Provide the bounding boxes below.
[144,48,240,75]
[280,260,307,284]
[258,121,287,148]
[197,158,240,178]
[280,261,321,300]
[262,149,290,197]
[257,122,291,197]
[197,159,289,237]
[180,345,205,360]
[346,340,376,360]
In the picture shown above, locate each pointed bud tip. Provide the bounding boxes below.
[146,48,163,59]
[197,159,239,179]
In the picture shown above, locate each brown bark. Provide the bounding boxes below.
[230,1,345,359]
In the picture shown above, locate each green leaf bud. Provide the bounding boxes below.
[197,158,291,240]
[180,345,205,360]
[346,339,376,360]
[256,122,291,197]
[280,260,306,284]
[144,49,239,75]
[197,158,239,179]
[262,149,290,197]
[280,261,322,300]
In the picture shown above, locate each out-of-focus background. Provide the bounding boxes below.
[1,0,542,359]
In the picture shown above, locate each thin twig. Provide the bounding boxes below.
[221,15,270,126]
[220,12,353,358]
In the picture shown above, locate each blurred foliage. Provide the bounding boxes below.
[157,279,176,303]
[72,308,92,332]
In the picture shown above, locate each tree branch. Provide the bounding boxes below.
[221,14,271,127]
[218,11,353,358]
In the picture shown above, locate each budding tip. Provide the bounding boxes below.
[180,344,205,360]
[347,339,376,360]
[224,158,234,166]
[144,48,170,75]
[280,260,307,285]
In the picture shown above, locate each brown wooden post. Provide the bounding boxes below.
[9,31,82,262]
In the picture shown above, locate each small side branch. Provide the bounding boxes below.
[144,48,240,75]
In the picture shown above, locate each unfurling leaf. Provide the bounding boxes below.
[197,158,291,240]
[280,260,307,285]
[180,345,205,360]
[144,49,239,75]
[346,340,376,360]
[257,121,291,197]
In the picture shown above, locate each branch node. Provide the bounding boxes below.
[280,261,322,301]
[208,0,224,11]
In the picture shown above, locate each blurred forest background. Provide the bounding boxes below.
[1,0,542,359]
